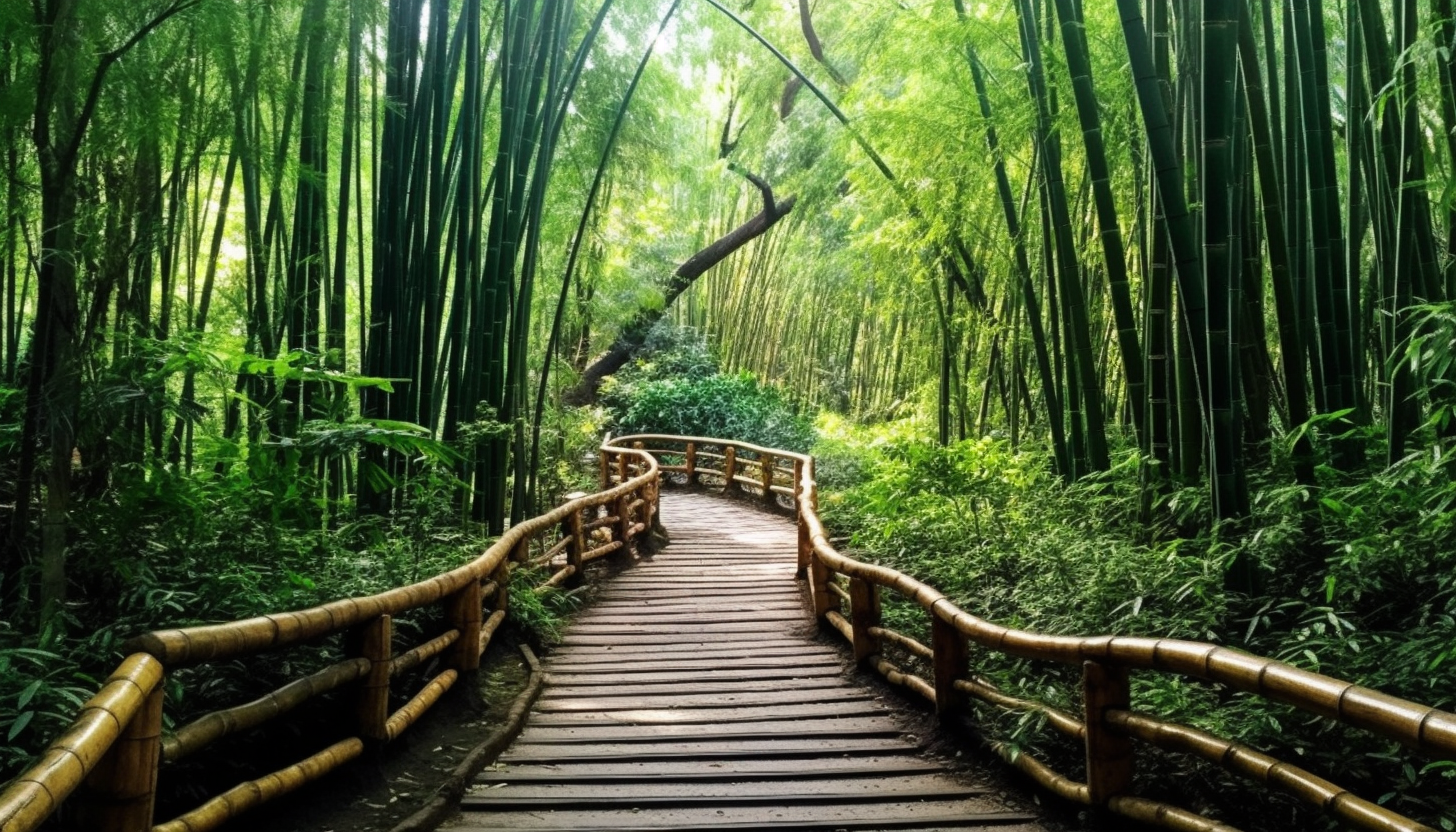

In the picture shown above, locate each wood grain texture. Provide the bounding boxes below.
[459,491,1042,831]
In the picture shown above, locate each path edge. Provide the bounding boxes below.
[388,645,545,832]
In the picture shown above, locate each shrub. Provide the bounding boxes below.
[603,324,815,452]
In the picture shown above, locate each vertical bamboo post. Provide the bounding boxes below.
[80,684,163,832]
[847,577,880,664]
[511,534,529,564]
[723,445,738,494]
[617,492,633,551]
[809,550,838,619]
[639,481,658,554]
[445,579,483,672]
[616,451,628,486]
[355,615,392,741]
[791,457,805,517]
[685,441,698,485]
[932,615,969,718]
[760,452,775,504]
[1083,661,1134,805]
[797,515,811,578]
[491,555,511,621]
[566,502,586,588]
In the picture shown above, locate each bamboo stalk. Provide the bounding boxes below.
[152,738,365,832]
[955,677,1086,740]
[164,659,371,762]
[581,540,623,563]
[479,609,507,656]
[392,630,461,678]
[824,610,853,643]
[867,626,932,661]
[1106,710,1435,832]
[536,564,576,591]
[870,656,935,704]
[354,615,392,742]
[384,670,458,741]
[445,579,483,672]
[0,654,163,832]
[988,740,1091,805]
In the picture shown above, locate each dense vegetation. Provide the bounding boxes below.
[3,0,1456,828]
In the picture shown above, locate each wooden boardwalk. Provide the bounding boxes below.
[454,491,1044,831]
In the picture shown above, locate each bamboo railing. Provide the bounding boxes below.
[0,438,659,832]
[619,433,1456,832]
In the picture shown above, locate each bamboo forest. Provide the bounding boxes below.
[2,0,1456,830]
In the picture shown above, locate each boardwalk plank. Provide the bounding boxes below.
[459,491,1043,831]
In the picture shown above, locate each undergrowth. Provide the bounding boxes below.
[814,416,1456,831]
[0,435,582,783]
[601,324,816,452]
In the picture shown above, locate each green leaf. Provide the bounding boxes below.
[7,711,34,742]
[16,680,42,709]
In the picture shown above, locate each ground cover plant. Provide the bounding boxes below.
[813,417,1456,831]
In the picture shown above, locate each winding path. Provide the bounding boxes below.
[452,491,1045,831]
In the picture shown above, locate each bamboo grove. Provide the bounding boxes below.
[6,0,1456,620]
[675,0,1456,547]
[0,0,714,620]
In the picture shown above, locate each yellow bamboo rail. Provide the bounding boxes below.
[0,437,659,832]
[616,433,1456,832]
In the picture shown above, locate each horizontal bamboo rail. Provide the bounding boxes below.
[616,433,1456,832]
[0,437,659,832]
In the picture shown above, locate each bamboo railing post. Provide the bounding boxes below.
[797,517,811,578]
[355,615,392,742]
[491,555,511,621]
[759,452,775,504]
[444,579,483,673]
[723,445,738,494]
[932,615,969,718]
[809,549,838,619]
[638,483,658,554]
[566,502,586,587]
[791,457,805,518]
[848,577,881,664]
[78,684,163,832]
[616,451,629,487]
[617,492,633,553]
[685,441,698,485]
[1083,661,1134,805]
[511,535,529,564]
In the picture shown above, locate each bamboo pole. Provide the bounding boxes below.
[355,615,392,742]
[847,576,880,664]
[759,452,774,503]
[384,670,458,741]
[0,654,163,832]
[165,659,371,762]
[685,441,697,485]
[932,615,968,719]
[152,738,365,832]
[566,498,586,588]
[445,579,483,672]
[1083,661,1134,805]
[723,445,737,494]
[79,683,163,832]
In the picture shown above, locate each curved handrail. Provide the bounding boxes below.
[620,433,1455,832]
[0,436,659,832]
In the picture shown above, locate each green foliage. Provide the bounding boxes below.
[602,325,816,452]
[816,421,1456,830]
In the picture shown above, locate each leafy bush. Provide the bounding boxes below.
[602,324,815,452]
[815,424,1456,831]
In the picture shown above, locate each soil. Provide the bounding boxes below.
[212,634,534,832]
